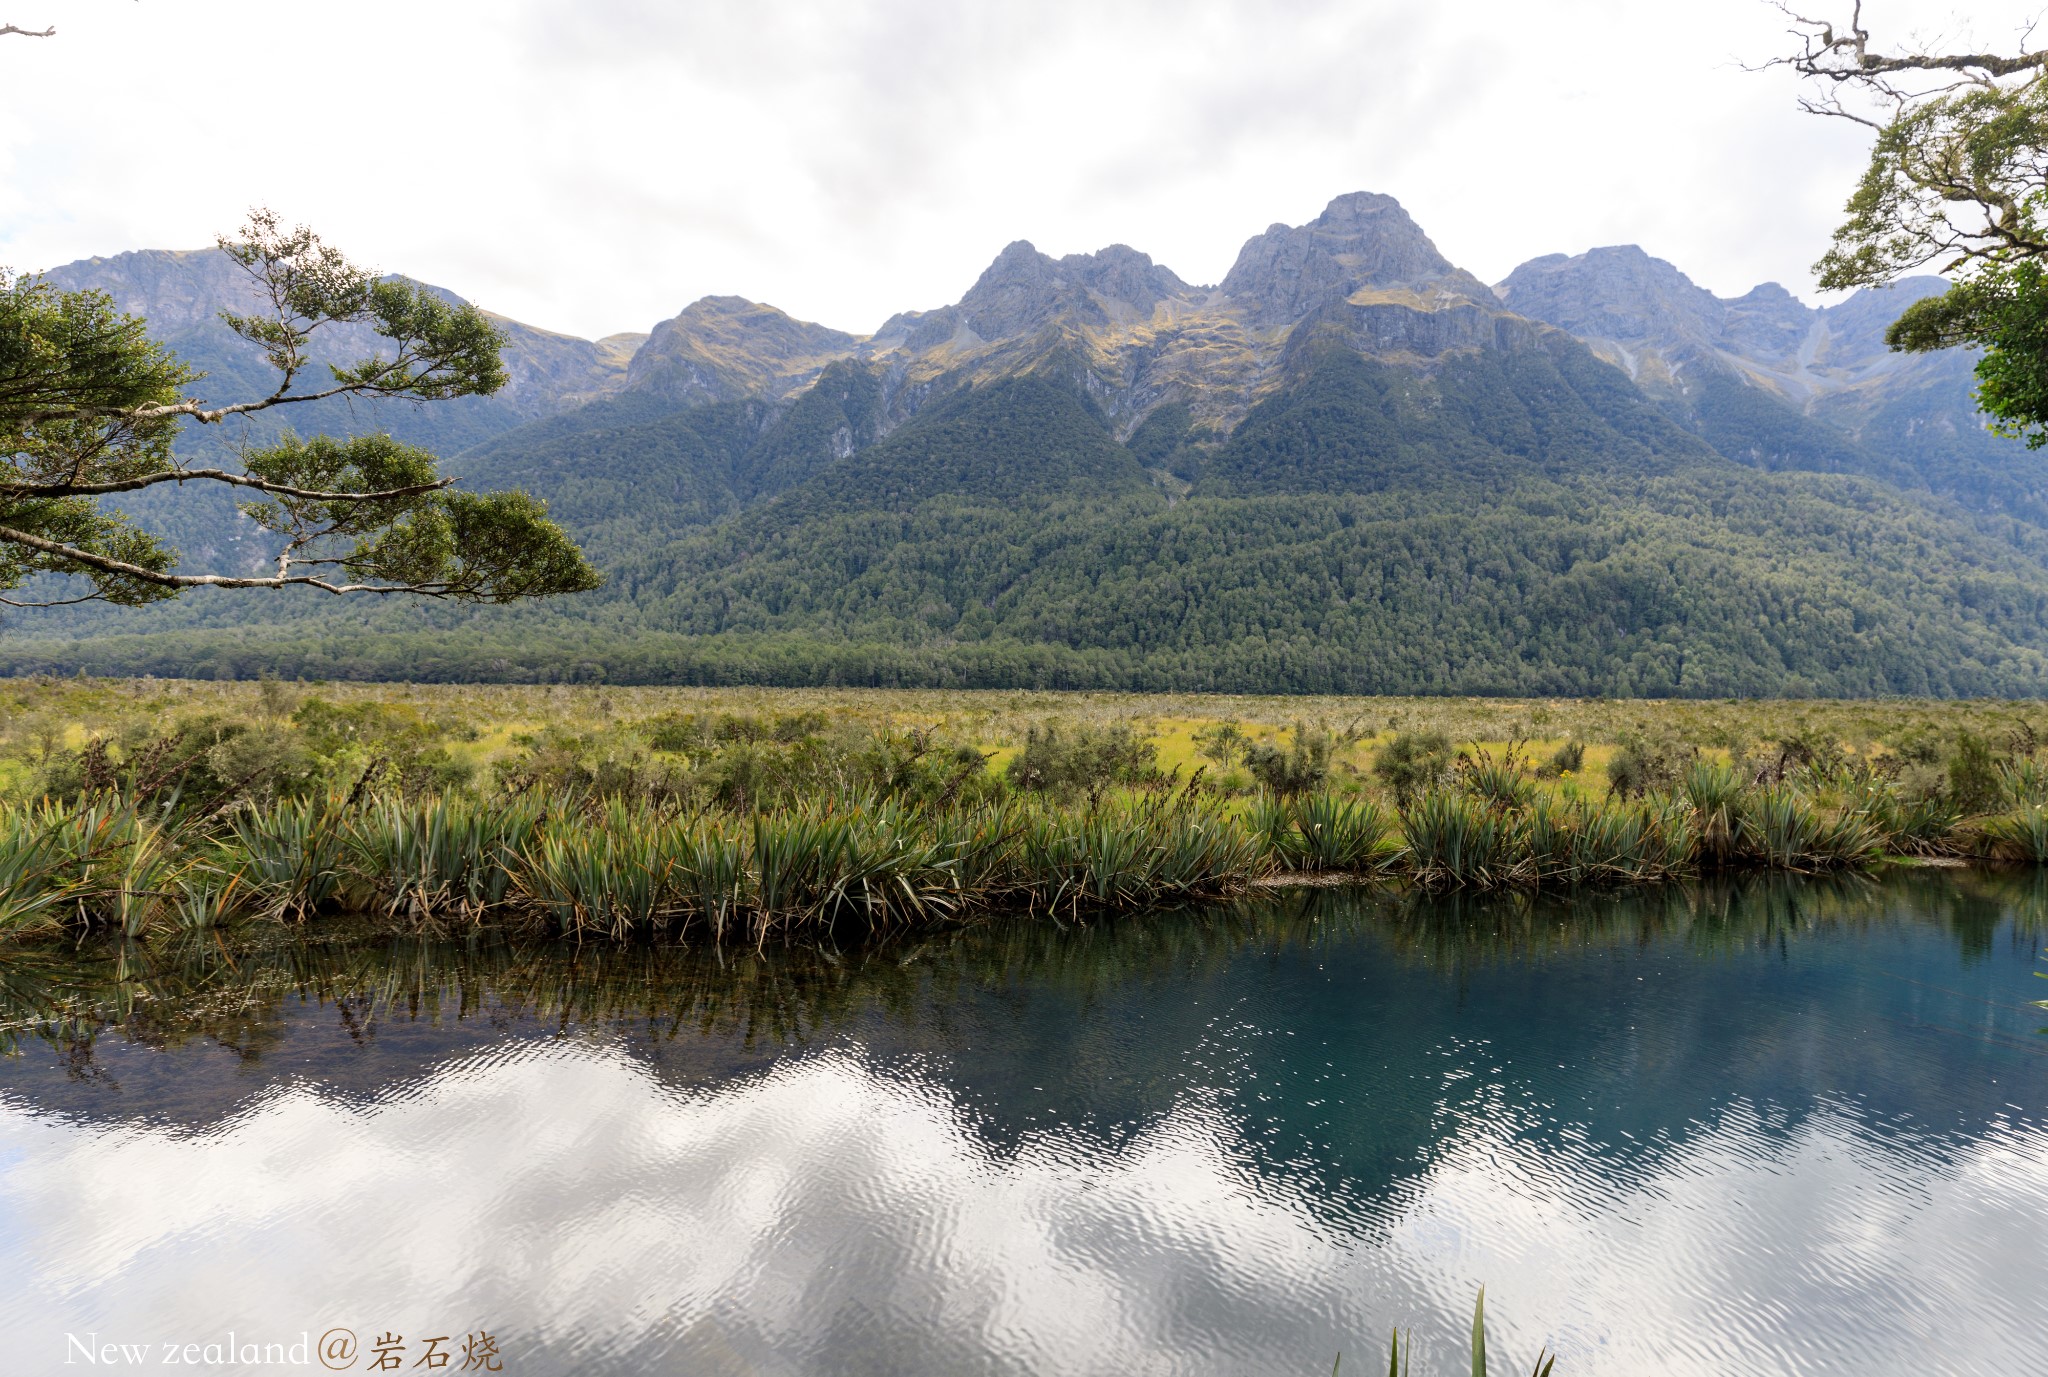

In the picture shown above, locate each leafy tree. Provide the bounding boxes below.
[0,211,600,607]
[1784,8,2048,444]
[1192,721,1250,770]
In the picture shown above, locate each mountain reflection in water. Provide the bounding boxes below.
[0,871,2043,1376]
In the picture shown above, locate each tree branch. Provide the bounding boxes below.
[124,366,441,426]
[0,24,55,38]
[0,467,456,503]
[0,522,461,597]
[0,590,113,608]
[1774,2,2048,85]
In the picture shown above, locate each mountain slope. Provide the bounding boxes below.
[1495,246,2041,519]
[33,247,643,577]
[16,193,2048,697]
[595,355,2048,696]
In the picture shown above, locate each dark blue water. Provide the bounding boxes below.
[0,871,2042,1375]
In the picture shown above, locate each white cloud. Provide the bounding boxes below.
[0,1,2025,340]
[0,1043,2043,1376]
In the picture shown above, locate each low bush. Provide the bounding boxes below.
[1006,724,1157,800]
[1534,739,1585,779]
[1373,731,1455,806]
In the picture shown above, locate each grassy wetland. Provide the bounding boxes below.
[3,675,2048,946]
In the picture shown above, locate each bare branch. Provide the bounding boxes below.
[1796,93,1886,129]
[0,23,56,38]
[1771,2,2048,86]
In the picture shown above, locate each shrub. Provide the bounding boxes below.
[1682,760,1746,866]
[1606,736,1681,800]
[1527,793,1687,886]
[1005,724,1157,799]
[644,713,707,755]
[1534,739,1585,779]
[340,793,543,923]
[1253,792,1398,872]
[1402,792,1525,888]
[1373,731,1454,806]
[1458,745,1535,812]
[1244,723,1336,798]
[1998,755,2048,808]
[1984,805,2048,862]
[1949,732,2005,815]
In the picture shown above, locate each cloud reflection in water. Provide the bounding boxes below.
[1,1038,2042,1377]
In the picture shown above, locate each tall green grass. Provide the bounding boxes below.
[1251,793,1399,873]
[1403,793,1527,888]
[342,794,544,923]
[0,760,2028,943]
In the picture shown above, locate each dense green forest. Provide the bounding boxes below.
[15,333,2048,697]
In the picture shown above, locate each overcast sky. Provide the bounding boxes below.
[0,0,2025,341]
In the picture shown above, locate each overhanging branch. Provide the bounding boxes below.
[126,368,436,426]
[0,522,460,598]
[1778,2,2048,80]
[0,467,456,502]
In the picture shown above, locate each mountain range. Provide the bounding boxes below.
[10,191,2048,697]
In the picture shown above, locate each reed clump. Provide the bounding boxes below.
[1393,750,1927,890]
[3,694,2045,942]
[0,761,2009,941]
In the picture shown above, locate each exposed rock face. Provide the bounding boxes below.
[606,192,1550,441]
[1492,243,2031,510]
[624,296,862,407]
[46,198,2027,515]
[42,249,638,419]
[42,248,248,335]
[830,191,1550,437]
[875,241,1197,353]
[1220,191,1493,327]
[1496,247,1726,371]
[1493,243,1944,406]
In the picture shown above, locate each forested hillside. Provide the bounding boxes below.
[14,193,2048,697]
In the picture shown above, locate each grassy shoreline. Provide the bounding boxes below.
[1,677,2045,944]
[0,769,2039,945]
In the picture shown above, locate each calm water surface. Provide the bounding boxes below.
[0,872,2043,1376]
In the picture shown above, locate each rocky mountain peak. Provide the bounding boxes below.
[626,296,861,407]
[1495,244,1960,419]
[1219,191,1479,327]
[1816,277,1948,356]
[874,239,1197,356]
[1058,243,1190,316]
[1720,282,1815,363]
[41,248,252,333]
[1495,245,1729,348]
[43,247,634,417]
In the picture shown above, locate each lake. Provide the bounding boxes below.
[0,870,2043,1376]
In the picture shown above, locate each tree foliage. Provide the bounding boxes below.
[0,211,599,606]
[1786,6,2048,444]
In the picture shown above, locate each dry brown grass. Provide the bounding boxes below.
[1,675,2040,797]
